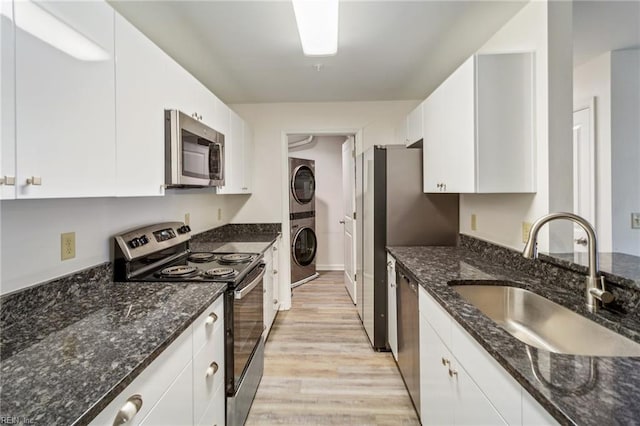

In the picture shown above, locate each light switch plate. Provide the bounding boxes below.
[184,212,190,226]
[522,222,532,244]
[632,213,640,229]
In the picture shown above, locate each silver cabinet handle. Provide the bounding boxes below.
[448,368,458,378]
[273,299,278,305]
[3,176,15,186]
[113,394,143,425]
[205,312,218,326]
[26,176,42,185]
[339,220,345,224]
[273,270,278,275]
[205,361,219,378]
[242,187,248,190]
[441,357,450,366]
[387,261,392,267]
[273,246,278,251]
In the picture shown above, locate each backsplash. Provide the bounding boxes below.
[460,234,640,319]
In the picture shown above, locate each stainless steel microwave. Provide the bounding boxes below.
[165,110,225,187]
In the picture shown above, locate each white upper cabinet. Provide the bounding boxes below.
[15,1,116,198]
[216,109,252,195]
[406,101,424,146]
[423,52,535,193]
[1,0,16,200]
[114,14,167,197]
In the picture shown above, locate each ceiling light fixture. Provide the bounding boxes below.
[11,0,109,61]
[292,0,339,56]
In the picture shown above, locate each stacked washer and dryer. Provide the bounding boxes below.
[289,158,319,287]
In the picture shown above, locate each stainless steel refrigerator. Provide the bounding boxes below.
[355,145,459,350]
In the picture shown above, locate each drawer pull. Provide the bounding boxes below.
[205,312,218,326]
[205,362,219,378]
[26,176,42,185]
[113,394,143,425]
[441,357,450,366]
[273,270,278,275]
[448,368,458,378]
[273,299,278,305]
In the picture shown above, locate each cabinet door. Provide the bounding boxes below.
[522,391,558,426]
[271,242,280,313]
[217,110,243,194]
[242,122,253,193]
[453,362,507,426]
[139,361,193,426]
[420,313,455,425]
[213,96,230,137]
[423,55,476,193]
[387,254,398,361]
[1,0,15,199]
[114,14,166,197]
[406,102,423,146]
[15,1,116,198]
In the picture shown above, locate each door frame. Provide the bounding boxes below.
[279,128,362,310]
[572,97,596,251]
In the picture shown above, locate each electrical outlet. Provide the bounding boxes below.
[218,208,222,221]
[470,214,477,231]
[61,232,76,261]
[184,213,190,226]
[522,222,532,244]
[632,212,640,229]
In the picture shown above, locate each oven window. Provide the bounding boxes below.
[233,274,264,389]
[182,129,211,180]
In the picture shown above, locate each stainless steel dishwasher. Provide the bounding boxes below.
[397,268,420,416]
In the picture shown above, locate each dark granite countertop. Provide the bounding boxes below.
[387,244,640,426]
[190,223,281,254]
[540,251,640,291]
[0,265,226,426]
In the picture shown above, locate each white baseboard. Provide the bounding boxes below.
[316,264,344,271]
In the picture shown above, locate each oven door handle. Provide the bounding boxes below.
[234,264,266,300]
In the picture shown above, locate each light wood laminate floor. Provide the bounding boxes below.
[246,271,420,425]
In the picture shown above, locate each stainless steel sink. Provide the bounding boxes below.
[452,285,640,357]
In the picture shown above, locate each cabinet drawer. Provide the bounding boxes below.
[197,383,226,426]
[193,296,224,355]
[451,320,521,425]
[89,329,192,426]
[193,321,225,423]
[139,360,193,426]
[419,286,452,347]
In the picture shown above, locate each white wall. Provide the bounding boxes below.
[459,0,574,253]
[289,135,345,270]
[611,48,640,255]
[0,192,249,294]
[574,52,613,252]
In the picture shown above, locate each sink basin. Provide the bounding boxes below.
[452,285,640,357]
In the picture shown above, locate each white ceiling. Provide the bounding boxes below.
[109,0,527,103]
[110,0,639,104]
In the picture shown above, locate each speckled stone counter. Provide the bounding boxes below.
[191,223,281,254]
[387,241,640,426]
[0,264,226,425]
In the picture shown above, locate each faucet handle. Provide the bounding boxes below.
[589,287,615,304]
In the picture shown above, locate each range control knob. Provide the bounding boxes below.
[177,225,191,234]
[128,238,141,249]
[139,235,149,245]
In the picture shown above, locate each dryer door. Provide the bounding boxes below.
[291,165,315,204]
[291,226,317,266]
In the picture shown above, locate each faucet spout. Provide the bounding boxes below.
[522,212,613,313]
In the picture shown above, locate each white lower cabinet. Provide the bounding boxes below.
[139,361,194,426]
[264,238,281,339]
[90,297,225,426]
[387,254,398,361]
[419,286,558,426]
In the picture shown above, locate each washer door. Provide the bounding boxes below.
[291,165,315,204]
[292,226,317,266]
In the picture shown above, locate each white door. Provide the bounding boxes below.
[342,136,356,303]
[573,105,596,252]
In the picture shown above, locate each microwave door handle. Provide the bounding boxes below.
[234,265,266,300]
[208,142,219,176]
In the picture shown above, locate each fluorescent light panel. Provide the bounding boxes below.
[13,0,109,61]
[292,0,339,56]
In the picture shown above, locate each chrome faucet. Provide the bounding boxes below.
[522,212,614,313]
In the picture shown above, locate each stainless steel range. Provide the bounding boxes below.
[113,222,264,426]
